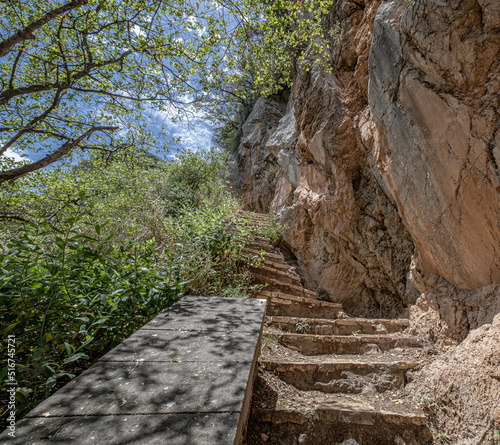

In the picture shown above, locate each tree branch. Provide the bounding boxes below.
[0,214,32,223]
[0,51,132,106]
[68,86,162,102]
[0,89,64,156]
[0,0,88,58]
[0,126,118,184]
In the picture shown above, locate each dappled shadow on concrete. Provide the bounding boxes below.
[11,412,240,445]
[2,296,266,445]
[26,360,250,417]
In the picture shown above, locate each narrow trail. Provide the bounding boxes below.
[236,211,434,445]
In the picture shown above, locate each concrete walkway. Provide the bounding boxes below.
[2,296,266,445]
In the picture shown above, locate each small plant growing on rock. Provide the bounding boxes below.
[295,321,310,334]
[328,21,342,45]
[420,394,436,412]
[438,430,449,443]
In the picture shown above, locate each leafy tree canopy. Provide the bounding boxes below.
[0,0,334,183]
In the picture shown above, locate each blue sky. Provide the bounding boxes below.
[3,109,215,165]
[152,104,215,154]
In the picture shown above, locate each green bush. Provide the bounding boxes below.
[0,148,256,421]
[0,209,183,417]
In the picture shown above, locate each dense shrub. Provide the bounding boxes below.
[0,148,255,420]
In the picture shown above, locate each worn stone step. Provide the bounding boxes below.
[264,297,344,319]
[268,316,409,335]
[259,359,419,394]
[241,248,286,263]
[258,259,289,272]
[251,271,299,288]
[251,276,318,299]
[256,290,318,300]
[245,241,276,253]
[249,399,431,445]
[252,280,316,298]
[249,235,273,244]
[277,333,425,355]
[253,291,319,305]
[250,263,300,279]
[245,369,432,445]
[250,264,301,286]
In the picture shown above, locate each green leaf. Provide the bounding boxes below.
[63,353,89,365]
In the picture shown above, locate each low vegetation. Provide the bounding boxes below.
[0,149,264,421]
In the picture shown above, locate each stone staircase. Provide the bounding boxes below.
[236,211,433,445]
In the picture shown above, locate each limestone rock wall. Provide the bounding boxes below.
[230,0,500,324]
[230,4,500,437]
[228,97,287,213]
[369,0,500,290]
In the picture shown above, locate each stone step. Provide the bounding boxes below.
[267,316,409,335]
[251,276,318,299]
[277,333,425,355]
[245,241,276,253]
[249,394,431,445]
[259,359,420,394]
[241,248,286,263]
[249,235,273,244]
[250,264,302,286]
[259,259,290,272]
[256,290,318,301]
[263,296,344,320]
[255,276,316,299]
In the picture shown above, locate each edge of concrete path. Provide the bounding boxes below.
[235,298,266,445]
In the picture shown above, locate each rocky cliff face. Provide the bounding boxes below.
[230,1,500,440]
[228,98,287,213]
[369,0,500,291]
[231,0,500,325]
[232,0,419,318]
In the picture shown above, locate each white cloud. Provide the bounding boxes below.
[152,104,213,152]
[133,25,146,37]
[3,149,25,162]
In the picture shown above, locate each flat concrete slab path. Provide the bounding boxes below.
[1,296,266,445]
